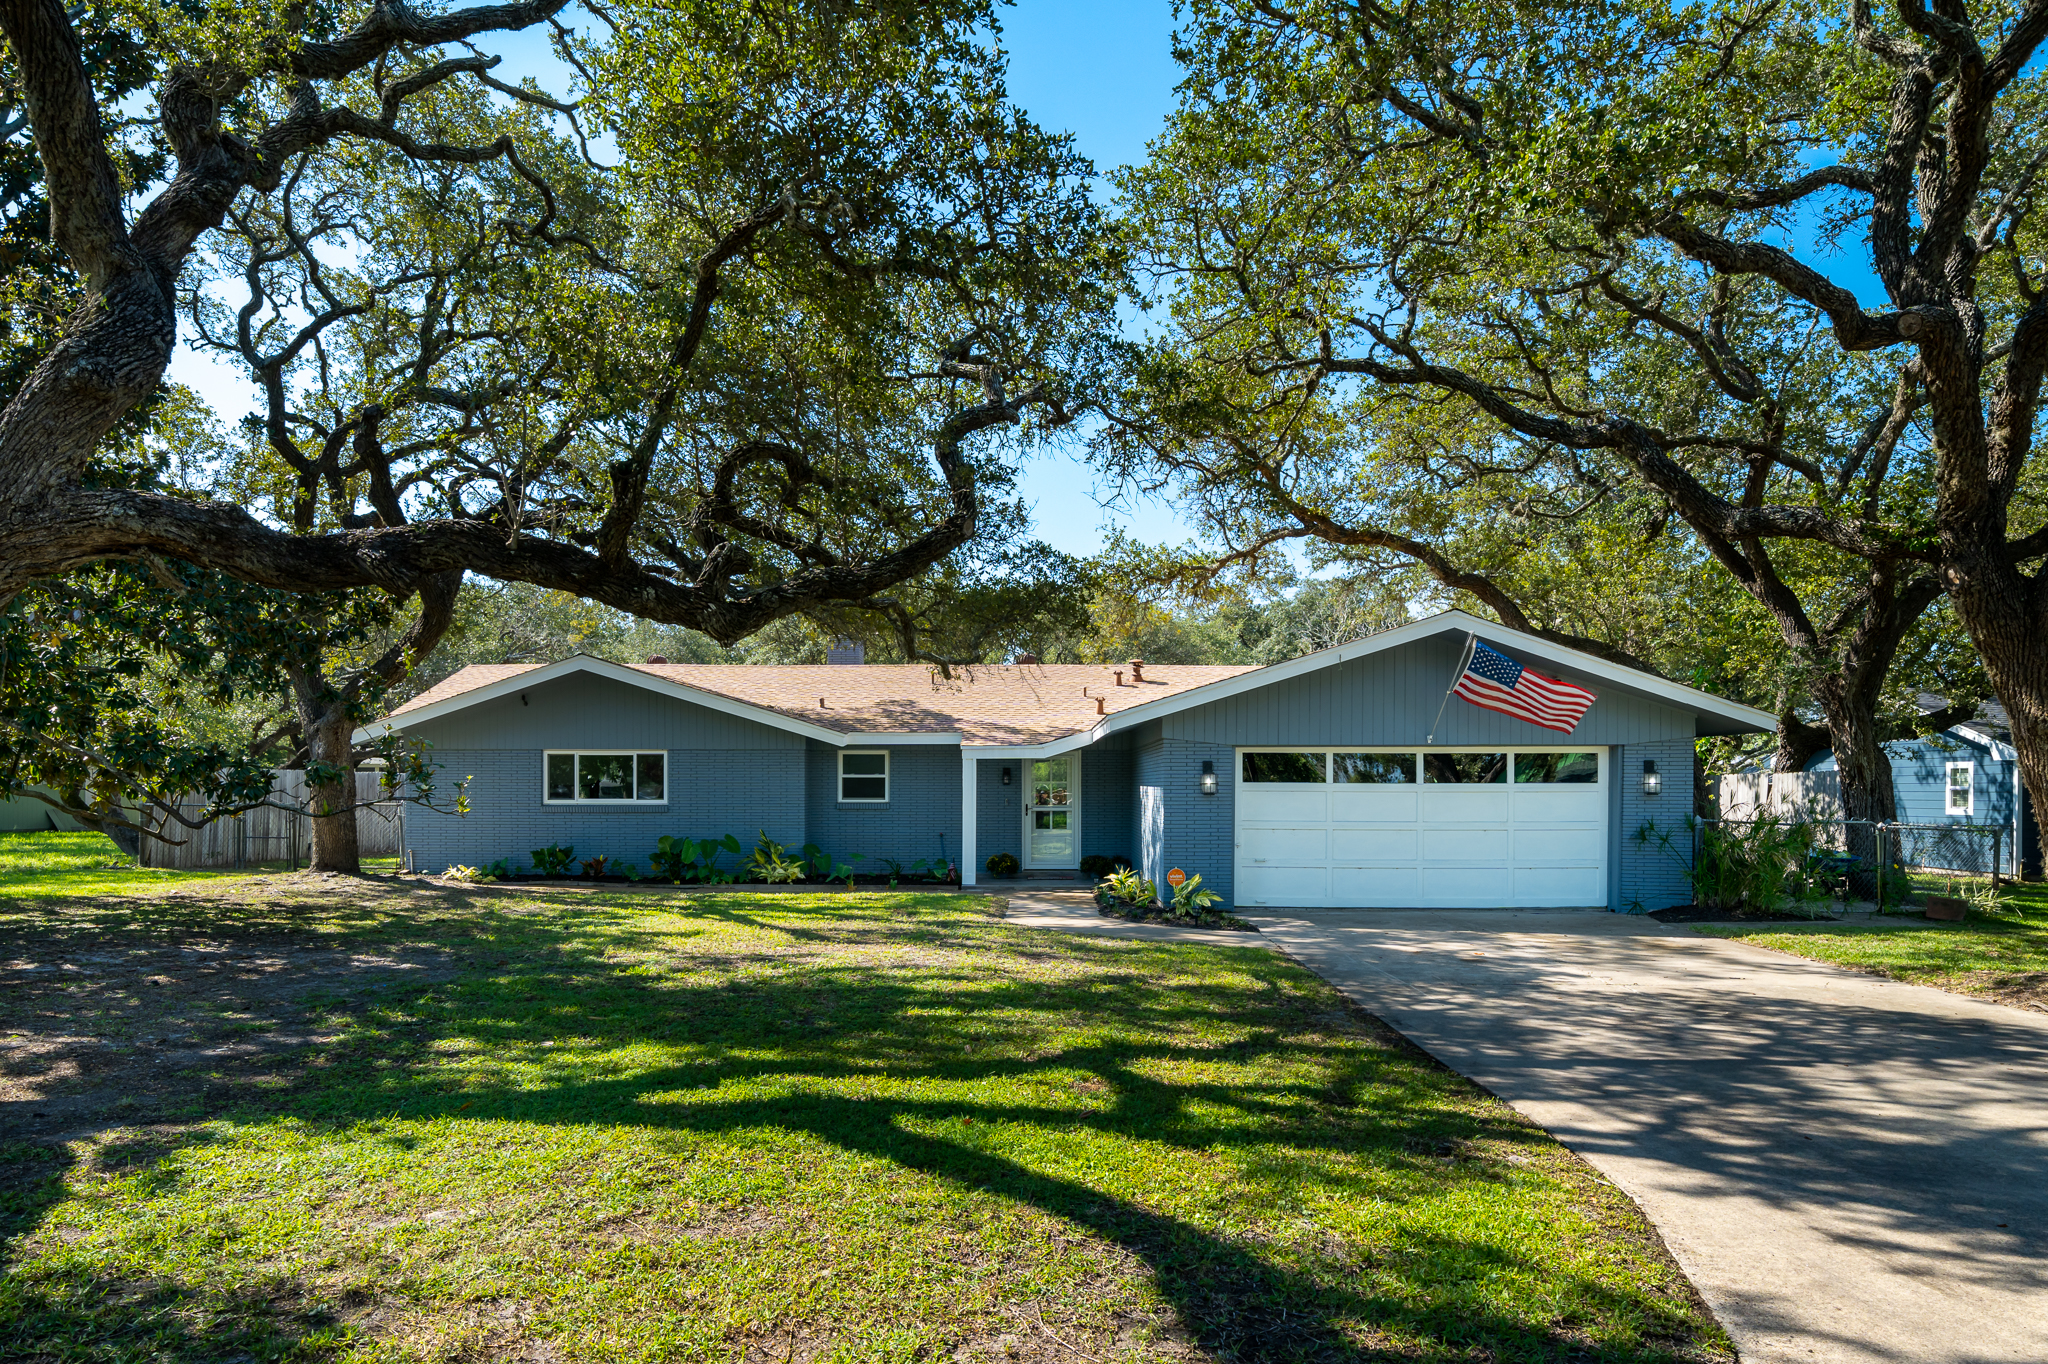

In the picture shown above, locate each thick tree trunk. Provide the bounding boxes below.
[301,697,360,873]
[1948,573,2048,871]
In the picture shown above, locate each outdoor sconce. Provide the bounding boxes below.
[1001,766,1012,786]
[1642,759,1661,796]
[1201,760,1218,795]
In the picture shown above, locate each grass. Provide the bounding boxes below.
[0,830,395,897]
[1695,875,2048,1012]
[0,878,1729,1363]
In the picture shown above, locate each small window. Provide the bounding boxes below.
[840,750,889,802]
[1242,752,1327,783]
[544,751,665,803]
[1332,752,1416,784]
[1423,752,1508,784]
[1514,752,1600,784]
[1947,762,1974,816]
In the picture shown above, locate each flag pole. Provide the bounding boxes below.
[1427,632,1477,743]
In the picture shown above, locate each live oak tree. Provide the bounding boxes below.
[0,0,1112,869]
[1105,0,2047,827]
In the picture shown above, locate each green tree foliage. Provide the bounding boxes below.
[1102,0,2041,820]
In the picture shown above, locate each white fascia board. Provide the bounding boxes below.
[1952,725,2017,762]
[978,609,1774,743]
[355,655,852,746]
[834,732,964,746]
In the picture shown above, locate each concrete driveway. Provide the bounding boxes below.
[1246,909,2048,1364]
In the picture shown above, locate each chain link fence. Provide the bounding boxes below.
[1688,817,2005,912]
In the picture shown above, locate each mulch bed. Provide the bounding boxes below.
[1094,897,1260,932]
[1648,905,1839,924]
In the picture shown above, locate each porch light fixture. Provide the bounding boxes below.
[1642,760,1661,796]
[1001,766,1013,786]
[1201,760,1217,795]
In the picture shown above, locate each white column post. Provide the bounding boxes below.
[960,747,978,886]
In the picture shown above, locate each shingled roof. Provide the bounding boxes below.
[388,659,1257,746]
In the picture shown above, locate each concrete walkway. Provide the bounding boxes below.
[1239,909,2048,1364]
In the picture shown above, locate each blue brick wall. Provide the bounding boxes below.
[804,742,962,874]
[1134,736,1237,906]
[405,748,804,875]
[1081,743,1137,865]
[975,757,1023,872]
[1617,738,1696,911]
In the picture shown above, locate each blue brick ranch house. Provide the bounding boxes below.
[368,610,1770,910]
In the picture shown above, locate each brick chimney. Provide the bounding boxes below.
[827,638,866,665]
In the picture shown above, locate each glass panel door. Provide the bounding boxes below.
[1026,755,1079,867]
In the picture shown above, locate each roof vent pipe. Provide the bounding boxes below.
[645,655,668,664]
[1129,658,1145,682]
[1113,670,1124,687]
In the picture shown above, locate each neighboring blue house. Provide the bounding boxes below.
[367,610,1770,910]
[1805,703,2039,876]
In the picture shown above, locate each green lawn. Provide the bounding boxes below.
[0,879,1727,1362]
[1697,878,2048,1012]
[0,829,396,897]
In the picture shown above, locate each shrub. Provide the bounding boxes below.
[579,854,610,878]
[985,851,1020,877]
[530,843,576,876]
[1098,865,1156,906]
[748,831,808,883]
[1078,854,1123,877]
[651,834,744,884]
[1162,872,1223,919]
[443,864,492,883]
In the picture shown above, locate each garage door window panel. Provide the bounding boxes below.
[1242,752,1328,782]
[1513,752,1599,784]
[1424,752,1507,783]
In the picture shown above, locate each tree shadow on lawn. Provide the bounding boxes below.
[1,888,1723,1362]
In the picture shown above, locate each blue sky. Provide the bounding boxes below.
[166,1,1191,561]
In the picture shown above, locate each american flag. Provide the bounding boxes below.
[1453,640,1596,733]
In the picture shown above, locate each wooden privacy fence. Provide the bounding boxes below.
[137,770,403,869]
[1717,770,1843,819]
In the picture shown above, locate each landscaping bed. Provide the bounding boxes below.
[1093,894,1259,932]
[1650,905,1838,924]
[1,875,1731,1363]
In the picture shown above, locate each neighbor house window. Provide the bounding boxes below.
[545,751,666,803]
[840,750,889,802]
[1947,762,1974,816]
[1242,752,1327,782]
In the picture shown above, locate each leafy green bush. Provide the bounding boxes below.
[1079,853,1130,877]
[748,832,808,883]
[650,834,744,884]
[1098,865,1156,906]
[1634,817,1834,916]
[1165,872,1223,918]
[985,852,1020,877]
[530,843,576,876]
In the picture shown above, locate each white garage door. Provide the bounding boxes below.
[1235,748,1609,909]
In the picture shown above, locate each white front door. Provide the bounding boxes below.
[1234,748,1608,908]
[1025,754,1080,868]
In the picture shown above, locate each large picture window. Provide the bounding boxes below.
[545,751,666,803]
[840,750,889,802]
[1947,761,1974,816]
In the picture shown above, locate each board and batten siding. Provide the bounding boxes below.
[1138,633,1701,910]
[400,670,808,874]
[804,742,962,872]
[1162,632,1694,747]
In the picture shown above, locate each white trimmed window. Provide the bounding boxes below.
[1946,761,1974,816]
[545,751,666,804]
[839,750,888,802]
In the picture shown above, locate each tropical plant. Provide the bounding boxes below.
[1166,873,1223,917]
[1098,866,1157,908]
[1634,817,1833,917]
[748,833,808,884]
[580,854,611,879]
[442,864,491,884]
[651,834,745,884]
[530,844,577,877]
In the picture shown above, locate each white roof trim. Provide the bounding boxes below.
[357,655,866,747]
[965,608,1772,749]
[1951,724,2017,763]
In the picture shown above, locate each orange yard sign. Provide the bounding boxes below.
[1166,867,1186,888]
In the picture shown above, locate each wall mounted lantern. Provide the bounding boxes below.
[1201,759,1218,795]
[1642,759,1661,796]
[1001,766,1013,786]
